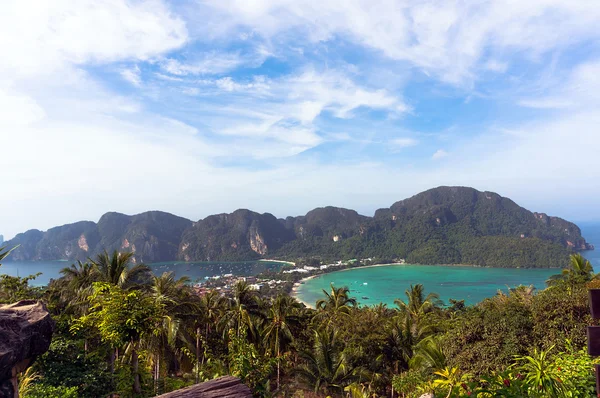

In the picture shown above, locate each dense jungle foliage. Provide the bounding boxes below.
[1,248,598,397]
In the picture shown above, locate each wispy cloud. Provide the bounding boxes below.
[120,65,142,86]
[0,0,187,78]
[2,0,600,237]
[390,138,419,148]
[432,149,448,160]
[159,52,248,76]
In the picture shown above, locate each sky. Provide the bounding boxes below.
[1,0,600,239]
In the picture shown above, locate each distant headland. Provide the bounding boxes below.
[4,186,593,268]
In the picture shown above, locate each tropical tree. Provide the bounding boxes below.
[296,327,365,396]
[72,282,163,395]
[315,283,357,326]
[220,281,261,339]
[146,272,196,394]
[0,245,17,264]
[409,335,447,374]
[60,260,96,290]
[394,284,442,326]
[263,294,302,389]
[90,250,151,289]
[547,253,595,287]
[196,289,226,377]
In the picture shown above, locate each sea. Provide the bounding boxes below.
[294,223,600,307]
[0,260,285,287]
[2,223,600,306]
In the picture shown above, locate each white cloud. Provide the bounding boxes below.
[0,0,187,78]
[160,52,246,76]
[181,69,408,154]
[390,138,419,148]
[3,0,600,239]
[484,60,508,73]
[519,60,600,110]
[120,65,142,86]
[196,0,600,84]
[432,149,449,159]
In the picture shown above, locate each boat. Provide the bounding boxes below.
[362,296,369,300]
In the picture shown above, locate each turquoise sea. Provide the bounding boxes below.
[0,260,284,287]
[294,223,600,307]
[2,224,600,301]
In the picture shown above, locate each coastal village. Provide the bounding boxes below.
[194,257,406,302]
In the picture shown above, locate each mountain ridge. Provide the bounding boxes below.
[4,186,593,267]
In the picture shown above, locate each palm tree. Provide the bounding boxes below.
[263,294,302,390]
[146,272,195,394]
[220,281,261,339]
[394,284,441,338]
[90,250,151,289]
[395,284,442,322]
[547,253,595,286]
[87,250,150,382]
[295,328,364,395]
[0,245,17,264]
[315,283,357,326]
[60,260,96,290]
[383,319,414,374]
[409,335,447,374]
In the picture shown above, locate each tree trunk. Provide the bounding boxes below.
[276,348,281,390]
[110,348,115,373]
[154,354,160,395]
[132,342,141,395]
[196,327,201,383]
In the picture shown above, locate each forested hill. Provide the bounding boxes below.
[4,186,593,267]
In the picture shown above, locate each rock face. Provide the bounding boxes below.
[178,209,295,261]
[6,211,192,263]
[155,376,252,398]
[0,301,55,397]
[3,186,594,267]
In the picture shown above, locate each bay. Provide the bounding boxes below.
[295,223,600,307]
[0,260,285,287]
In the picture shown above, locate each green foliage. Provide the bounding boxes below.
[392,370,426,398]
[23,384,79,398]
[227,327,275,394]
[73,282,161,346]
[25,249,599,398]
[0,273,43,303]
[33,336,113,397]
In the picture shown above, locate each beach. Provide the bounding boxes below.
[291,262,404,308]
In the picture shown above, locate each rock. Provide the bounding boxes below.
[155,376,253,397]
[0,300,55,397]
[418,394,435,398]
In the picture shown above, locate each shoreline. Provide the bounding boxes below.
[291,275,318,309]
[289,261,564,308]
[291,262,405,308]
[258,259,296,266]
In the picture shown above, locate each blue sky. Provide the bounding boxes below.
[1,0,600,238]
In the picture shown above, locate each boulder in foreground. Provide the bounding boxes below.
[156,376,253,398]
[0,300,55,398]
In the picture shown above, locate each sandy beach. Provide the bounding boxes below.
[291,274,318,309]
[258,259,296,266]
[290,262,405,308]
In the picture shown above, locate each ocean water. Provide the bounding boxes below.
[295,223,600,308]
[0,260,284,287]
